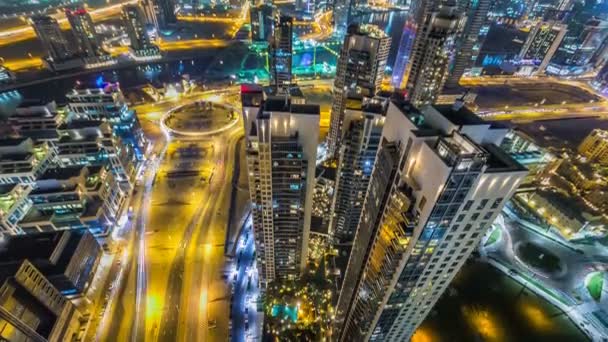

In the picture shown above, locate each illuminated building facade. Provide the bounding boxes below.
[122,4,153,51]
[241,86,319,287]
[250,4,276,44]
[392,21,417,89]
[592,61,608,95]
[65,8,104,58]
[333,0,355,35]
[269,15,294,93]
[0,183,32,235]
[156,0,177,27]
[334,100,526,341]
[518,21,567,75]
[30,15,75,62]
[0,138,55,186]
[328,24,390,157]
[405,3,461,105]
[445,0,491,88]
[578,129,608,165]
[331,96,387,250]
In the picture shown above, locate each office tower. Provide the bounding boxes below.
[445,0,491,88]
[578,129,608,165]
[592,61,608,95]
[519,21,567,74]
[331,96,387,251]
[122,4,152,51]
[241,87,319,287]
[333,0,355,35]
[392,21,417,89]
[30,15,74,62]
[269,15,294,93]
[157,0,177,27]
[327,24,390,156]
[250,4,276,44]
[140,0,160,30]
[405,3,461,105]
[549,18,608,75]
[334,100,527,341]
[65,8,103,58]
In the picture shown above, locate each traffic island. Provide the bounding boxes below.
[515,242,564,276]
[585,272,605,301]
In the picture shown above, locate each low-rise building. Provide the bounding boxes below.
[0,229,101,341]
[0,138,55,185]
[578,128,608,165]
[9,100,63,141]
[0,183,32,235]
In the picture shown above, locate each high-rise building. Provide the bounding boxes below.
[157,0,177,27]
[269,15,294,93]
[65,8,104,58]
[334,100,527,341]
[518,21,567,74]
[122,4,152,51]
[241,86,319,287]
[29,15,74,62]
[327,24,390,156]
[445,0,491,88]
[333,0,355,35]
[591,61,608,95]
[391,21,417,89]
[140,0,160,30]
[405,3,461,105]
[331,95,387,250]
[250,4,276,44]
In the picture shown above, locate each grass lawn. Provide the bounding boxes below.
[517,242,562,274]
[586,272,604,301]
[484,226,501,247]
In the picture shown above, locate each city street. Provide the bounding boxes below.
[482,209,608,340]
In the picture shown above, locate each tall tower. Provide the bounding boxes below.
[250,4,276,44]
[269,15,293,93]
[518,21,567,74]
[30,15,74,62]
[140,0,160,31]
[241,88,320,287]
[445,0,492,88]
[331,96,387,255]
[334,100,527,341]
[327,24,390,157]
[333,0,355,35]
[157,0,177,27]
[122,4,152,51]
[65,8,103,58]
[405,2,461,105]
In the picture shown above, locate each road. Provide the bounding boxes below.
[0,0,139,47]
[230,221,262,342]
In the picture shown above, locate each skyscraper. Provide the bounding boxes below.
[157,0,177,27]
[250,4,276,44]
[327,24,390,156]
[518,21,567,74]
[269,15,294,93]
[122,4,153,51]
[445,0,491,88]
[334,100,527,341]
[140,0,160,31]
[241,86,320,287]
[65,8,104,58]
[333,0,354,35]
[331,95,387,252]
[391,21,417,89]
[405,2,461,105]
[30,15,74,62]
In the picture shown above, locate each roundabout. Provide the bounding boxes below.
[160,100,239,137]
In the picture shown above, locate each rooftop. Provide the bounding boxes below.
[262,97,320,115]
